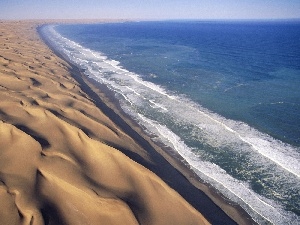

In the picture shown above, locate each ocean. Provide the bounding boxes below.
[41,20,300,224]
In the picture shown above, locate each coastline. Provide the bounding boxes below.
[0,20,255,224]
[40,21,257,224]
[72,61,257,225]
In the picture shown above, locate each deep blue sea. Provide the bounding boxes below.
[41,21,300,224]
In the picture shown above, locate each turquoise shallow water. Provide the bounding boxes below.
[42,21,300,224]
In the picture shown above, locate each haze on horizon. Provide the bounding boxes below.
[1,0,300,21]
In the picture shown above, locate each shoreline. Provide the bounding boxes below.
[0,20,256,224]
[76,63,257,225]
[39,22,256,225]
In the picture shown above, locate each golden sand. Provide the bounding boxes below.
[0,20,211,225]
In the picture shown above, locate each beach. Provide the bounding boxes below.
[0,20,255,225]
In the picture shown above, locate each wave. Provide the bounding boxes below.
[41,24,300,225]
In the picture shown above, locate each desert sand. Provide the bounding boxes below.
[0,20,257,225]
[0,20,211,225]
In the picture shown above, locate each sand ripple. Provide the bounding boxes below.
[0,21,209,225]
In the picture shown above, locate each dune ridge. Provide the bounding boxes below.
[0,20,211,225]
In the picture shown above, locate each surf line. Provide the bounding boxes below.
[137,113,277,224]
[133,75,300,179]
[49,25,300,178]
[181,100,300,178]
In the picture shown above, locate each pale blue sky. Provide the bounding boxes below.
[1,0,300,20]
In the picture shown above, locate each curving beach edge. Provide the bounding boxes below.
[0,20,255,225]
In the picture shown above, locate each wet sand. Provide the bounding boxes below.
[0,20,255,225]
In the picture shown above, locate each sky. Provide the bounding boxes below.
[1,0,300,20]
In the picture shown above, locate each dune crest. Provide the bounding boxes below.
[0,21,209,225]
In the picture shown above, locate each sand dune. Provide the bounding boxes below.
[0,21,210,225]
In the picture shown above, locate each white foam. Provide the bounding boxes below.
[126,87,141,96]
[136,114,299,224]
[170,96,300,177]
[149,100,168,111]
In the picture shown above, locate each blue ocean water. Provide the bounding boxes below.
[41,21,300,224]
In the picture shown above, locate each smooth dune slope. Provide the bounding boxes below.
[0,21,210,225]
